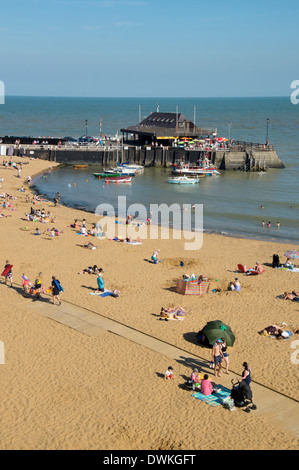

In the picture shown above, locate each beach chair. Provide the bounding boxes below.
[237,264,247,273]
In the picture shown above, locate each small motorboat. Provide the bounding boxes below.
[93,173,121,178]
[119,163,144,173]
[74,164,88,169]
[105,176,132,183]
[168,176,199,184]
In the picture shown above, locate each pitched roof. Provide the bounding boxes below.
[120,112,214,137]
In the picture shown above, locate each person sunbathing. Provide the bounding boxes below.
[283,292,299,302]
[78,265,100,275]
[161,306,187,316]
[79,242,96,249]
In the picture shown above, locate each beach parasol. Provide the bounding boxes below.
[202,320,236,347]
[284,250,299,259]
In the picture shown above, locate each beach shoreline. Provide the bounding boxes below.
[0,155,298,450]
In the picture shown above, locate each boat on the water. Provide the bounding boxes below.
[94,173,121,178]
[74,164,88,169]
[105,167,136,176]
[105,176,132,183]
[171,162,220,176]
[168,176,199,184]
[119,163,144,173]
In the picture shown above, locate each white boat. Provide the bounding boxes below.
[115,167,137,176]
[105,176,132,183]
[168,176,199,184]
[171,162,220,176]
[105,167,136,176]
[119,163,144,173]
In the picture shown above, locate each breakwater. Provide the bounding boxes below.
[8,144,285,171]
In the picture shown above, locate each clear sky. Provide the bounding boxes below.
[1,0,298,97]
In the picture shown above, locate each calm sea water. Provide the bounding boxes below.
[1,96,298,244]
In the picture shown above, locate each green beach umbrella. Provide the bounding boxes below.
[202,320,236,347]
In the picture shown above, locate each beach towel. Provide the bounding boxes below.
[277,267,299,273]
[124,241,142,245]
[53,279,64,292]
[89,289,113,297]
[1,265,13,277]
[192,386,231,407]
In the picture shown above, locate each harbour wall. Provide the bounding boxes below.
[12,146,285,170]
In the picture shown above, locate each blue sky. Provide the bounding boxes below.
[1,0,298,97]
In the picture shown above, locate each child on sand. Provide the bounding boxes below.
[164,366,174,380]
[151,250,160,264]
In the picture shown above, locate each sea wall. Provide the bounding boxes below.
[12,146,285,170]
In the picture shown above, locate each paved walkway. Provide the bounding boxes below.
[19,296,299,439]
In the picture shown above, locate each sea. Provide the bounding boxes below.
[1,96,298,244]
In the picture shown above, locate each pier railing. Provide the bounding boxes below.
[229,141,274,151]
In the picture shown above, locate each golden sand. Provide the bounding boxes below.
[0,156,298,450]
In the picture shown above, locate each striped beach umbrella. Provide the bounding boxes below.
[284,250,299,259]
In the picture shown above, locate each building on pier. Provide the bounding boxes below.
[120,112,215,146]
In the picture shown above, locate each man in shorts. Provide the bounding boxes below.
[212,339,224,377]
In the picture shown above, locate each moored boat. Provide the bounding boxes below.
[105,176,132,183]
[74,164,88,169]
[94,173,121,178]
[168,176,199,184]
[171,162,220,176]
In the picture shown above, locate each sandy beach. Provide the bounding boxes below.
[0,155,298,450]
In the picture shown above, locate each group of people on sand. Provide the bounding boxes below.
[211,338,230,377]
[165,361,252,398]
[228,278,241,292]
[3,264,64,306]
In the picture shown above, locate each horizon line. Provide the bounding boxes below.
[5,94,290,99]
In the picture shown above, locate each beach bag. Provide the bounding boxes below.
[272,254,280,268]
[183,380,196,391]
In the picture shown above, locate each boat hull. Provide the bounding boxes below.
[94,173,121,178]
[168,177,199,184]
[105,177,132,183]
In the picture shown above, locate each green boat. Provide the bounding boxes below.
[93,173,121,178]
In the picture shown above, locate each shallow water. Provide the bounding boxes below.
[32,165,299,244]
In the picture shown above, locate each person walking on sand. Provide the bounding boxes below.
[3,260,13,287]
[212,339,224,377]
[34,272,44,299]
[51,276,62,305]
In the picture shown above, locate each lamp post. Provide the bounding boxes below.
[85,119,88,137]
[266,118,269,145]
